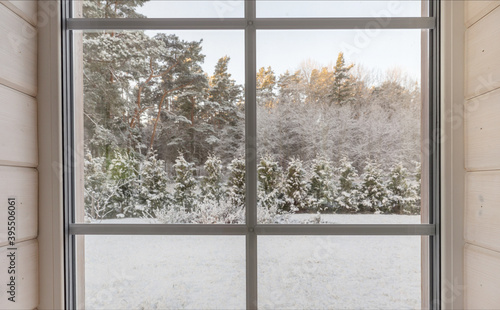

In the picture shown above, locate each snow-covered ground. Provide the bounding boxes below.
[84,215,423,309]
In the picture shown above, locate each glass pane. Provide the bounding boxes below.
[74,30,245,223]
[256,0,427,18]
[256,30,426,224]
[74,0,244,18]
[78,235,246,309]
[258,236,426,309]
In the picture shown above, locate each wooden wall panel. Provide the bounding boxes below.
[0,4,37,96]
[0,84,37,167]
[465,88,500,171]
[465,171,500,252]
[465,6,500,99]
[465,0,500,28]
[0,167,37,247]
[0,1,37,26]
[465,244,500,309]
[0,239,38,309]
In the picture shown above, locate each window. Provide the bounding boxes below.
[62,0,440,308]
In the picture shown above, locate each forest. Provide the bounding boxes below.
[82,0,422,222]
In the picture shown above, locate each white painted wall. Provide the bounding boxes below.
[0,1,38,309]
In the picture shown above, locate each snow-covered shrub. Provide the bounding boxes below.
[335,157,360,213]
[359,161,388,213]
[200,154,224,202]
[227,157,246,207]
[193,198,245,224]
[137,151,171,216]
[154,205,194,224]
[173,153,197,211]
[284,158,309,212]
[308,156,336,211]
[386,162,419,214]
[257,196,290,224]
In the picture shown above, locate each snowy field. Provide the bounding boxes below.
[84,215,423,309]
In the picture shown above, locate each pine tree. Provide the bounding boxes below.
[257,66,276,107]
[335,157,360,213]
[284,158,309,212]
[138,151,170,214]
[330,52,355,106]
[359,161,388,213]
[227,157,246,207]
[308,156,336,211]
[173,153,197,211]
[201,154,224,202]
[386,162,419,214]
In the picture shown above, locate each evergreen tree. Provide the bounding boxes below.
[173,153,197,211]
[258,155,283,209]
[386,162,419,214]
[83,0,148,18]
[329,52,355,105]
[359,161,388,213]
[138,151,170,214]
[209,56,242,126]
[258,155,282,194]
[201,154,224,202]
[257,66,276,107]
[84,152,117,220]
[308,156,335,211]
[108,152,140,217]
[227,157,246,207]
[284,158,309,212]
[335,157,360,213]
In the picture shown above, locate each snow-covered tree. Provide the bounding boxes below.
[284,158,309,212]
[335,157,360,213]
[227,157,246,207]
[329,52,355,106]
[258,155,284,209]
[359,161,388,213]
[257,66,276,107]
[84,152,117,220]
[108,152,140,217]
[173,153,197,211]
[137,151,170,215]
[308,156,336,211]
[200,154,224,202]
[386,162,419,214]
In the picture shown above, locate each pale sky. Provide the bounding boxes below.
[138,1,424,85]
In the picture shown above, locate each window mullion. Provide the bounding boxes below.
[245,0,258,308]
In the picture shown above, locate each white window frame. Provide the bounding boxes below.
[38,0,453,308]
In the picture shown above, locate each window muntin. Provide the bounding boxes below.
[64,0,439,308]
